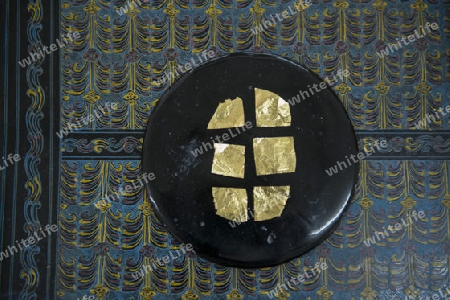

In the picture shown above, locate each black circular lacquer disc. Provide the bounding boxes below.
[143,53,359,268]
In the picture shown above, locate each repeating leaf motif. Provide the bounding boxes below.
[48,0,450,299]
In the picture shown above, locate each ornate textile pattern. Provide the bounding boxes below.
[0,0,449,299]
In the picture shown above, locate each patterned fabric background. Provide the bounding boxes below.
[1,0,449,299]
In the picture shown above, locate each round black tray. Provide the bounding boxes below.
[142,53,359,268]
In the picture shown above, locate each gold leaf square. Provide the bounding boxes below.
[211,143,245,178]
[253,186,290,221]
[255,88,291,127]
[212,187,248,222]
[208,97,245,129]
[253,137,296,175]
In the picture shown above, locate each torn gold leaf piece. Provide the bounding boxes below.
[255,88,291,127]
[207,97,245,129]
[212,187,248,222]
[211,143,245,178]
[253,137,296,175]
[254,186,290,221]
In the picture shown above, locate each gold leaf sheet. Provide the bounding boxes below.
[207,97,245,129]
[253,137,296,175]
[212,187,248,222]
[253,186,291,221]
[255,88,291,127]
[211,143,245,178]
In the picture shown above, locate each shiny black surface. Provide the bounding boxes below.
[143,53,359,268]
